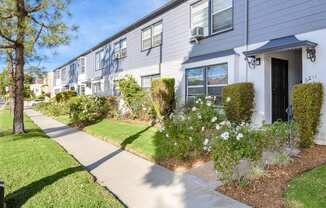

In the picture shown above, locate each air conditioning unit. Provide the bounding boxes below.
[113,52,121,60]
[191,27,204,42]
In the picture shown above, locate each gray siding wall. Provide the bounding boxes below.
[248,0,326,44]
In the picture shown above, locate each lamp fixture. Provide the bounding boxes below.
[306,47,316,62]
[245,56,261,69]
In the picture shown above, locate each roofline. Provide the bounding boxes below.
[53,0,187,72]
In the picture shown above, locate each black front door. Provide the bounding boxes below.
[272,58,289,122]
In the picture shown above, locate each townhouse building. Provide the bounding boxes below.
[51,0,326,144]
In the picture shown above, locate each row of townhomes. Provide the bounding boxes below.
[51,0,326,144]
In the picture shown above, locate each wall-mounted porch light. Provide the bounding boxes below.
[306,47,316,62]
[245,56,261,69]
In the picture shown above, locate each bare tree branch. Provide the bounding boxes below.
[0,44,15,49]
[26,2,46,13]
[32,25,44,48]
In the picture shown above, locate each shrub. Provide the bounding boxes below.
[160,97,225,161]
[68,96,108,126]
[117,75,146,119]
[222,83,255,124]
[106,96,118,118]
[212,123,266,184]
[55,91,77,103]
[47,101,69,117]
[292,83,324,148]
[151,78,176,119]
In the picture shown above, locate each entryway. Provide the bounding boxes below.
[272,58,289,122]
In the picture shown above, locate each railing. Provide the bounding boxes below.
[0,180,4,208]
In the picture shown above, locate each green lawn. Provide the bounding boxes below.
[284,165,326,208]
[84,119,167,161]
[0,110,123,208]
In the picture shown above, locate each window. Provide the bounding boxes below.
[211,0,233,34]
[61,68,67,82]
[191,0,209,36]
[114,38,127,59]
[186,63,228,105]
[141,74,160,92]
[141,22,162,50]
[79,85,86,95]
[80,57,86,74]
[95,50,105,71]
[54,70,60,80]
[92,82,101,94]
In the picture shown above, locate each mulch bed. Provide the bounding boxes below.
[159,154,211,172]
[218,145,326,208]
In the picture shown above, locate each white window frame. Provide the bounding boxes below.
[79,57,86,74]
[190,0,209,36]
[141,74,161,92]
[95,49,105,71]
[211,0,233,35]
[141,21,162,51]
[114,38,127,59]
[186,63,228,105]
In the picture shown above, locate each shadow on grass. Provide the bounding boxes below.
[120,126,152,150]
[5,166,84,207]
[0,129,46,141]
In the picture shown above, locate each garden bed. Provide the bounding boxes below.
[218,145,326,208]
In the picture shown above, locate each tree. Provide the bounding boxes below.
[0,0,77,134]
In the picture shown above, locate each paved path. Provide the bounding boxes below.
[25,109,249,208]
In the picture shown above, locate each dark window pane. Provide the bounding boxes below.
[208,86,224,105]
[207,64,228,85]
[188,87,205,95]
[212,8,233,33]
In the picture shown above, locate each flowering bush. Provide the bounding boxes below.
[160,96,225,161]
[68,96,108,126]
[212,122,266,184]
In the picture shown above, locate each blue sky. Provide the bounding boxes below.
[0,0,168,72]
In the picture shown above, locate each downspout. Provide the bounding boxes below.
[245,0,249,82]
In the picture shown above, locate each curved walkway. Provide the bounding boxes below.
[25,109,249,208]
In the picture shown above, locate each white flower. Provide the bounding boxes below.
[192,107,197,112]
[197,114,202,119]
[189,126,193,130]
[203,138,209,146]
[211,117,218,123]
[201,126,205,132]
[206,101,212,107]
[143,107,147,111]
[221,132,230,140]
[216,124,221,130]
[174,142,177,146]
[189,137,193,142]
[226,97,231,103]
[236,133,244,141]
[159,127,165,133]
[165,134,169,138]
[203,146,208,151]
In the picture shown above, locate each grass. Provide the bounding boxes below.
[84,119,168,161]
[284,165,326,208]
[0,109,123,208]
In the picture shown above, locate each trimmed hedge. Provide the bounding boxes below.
[55,91,77,103]
[292,83,324,148]
[151,78,176,119]
[222,83,255,124]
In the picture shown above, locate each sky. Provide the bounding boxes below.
[0,0,168,72]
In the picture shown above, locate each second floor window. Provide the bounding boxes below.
[211,0,233,34]
[54,70,60,80]
[190,0,233,37]
[141,22,162,50]
[114,38,127,59]
[80,57,86,74]
[95,50,105,71]
[61,68,67,82]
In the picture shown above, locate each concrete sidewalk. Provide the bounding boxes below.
[25,109,249,208]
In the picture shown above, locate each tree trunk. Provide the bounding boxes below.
[13,0,26,134]
[13,45,24,134]
[7,50,15,115]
